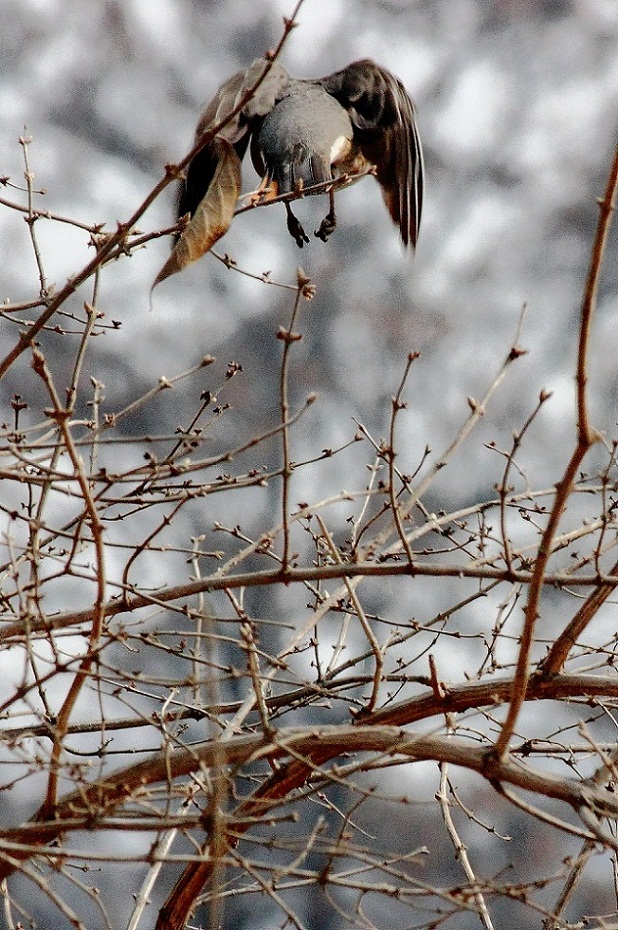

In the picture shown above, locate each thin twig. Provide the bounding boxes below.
[20,133,48,297]
[278,267,311,570]
[437,762,496,930]
[387,352,419,565]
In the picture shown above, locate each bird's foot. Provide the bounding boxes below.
[286,205,310,248]
[245,176,278,206]
[315,211,337,242]
[245,187,274,207]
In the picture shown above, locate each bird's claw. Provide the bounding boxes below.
[315,212,337,242]
[286,209,310,248]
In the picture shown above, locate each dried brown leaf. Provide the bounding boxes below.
[152,138,242,289]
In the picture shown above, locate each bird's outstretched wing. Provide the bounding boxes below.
[319,59,424,247]
[176,68,248,224]
[153,59,287,288]
[178,60,287,221]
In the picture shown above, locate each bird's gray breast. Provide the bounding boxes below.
[254,84,354,193]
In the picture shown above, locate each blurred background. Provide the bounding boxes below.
[1,1,618,928]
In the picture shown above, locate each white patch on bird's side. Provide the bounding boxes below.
[330,135,351,165]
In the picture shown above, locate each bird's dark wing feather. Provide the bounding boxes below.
[177,69,245,222]
[178,60,288,223]
[319,59,424,247]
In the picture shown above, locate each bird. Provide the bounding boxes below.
[154,57,423,287]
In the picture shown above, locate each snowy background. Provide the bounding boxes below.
[2,0,618,492]
[2,1,618,928]
[3,0,618,428]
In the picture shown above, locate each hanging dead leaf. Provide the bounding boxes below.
[152,138,242,290]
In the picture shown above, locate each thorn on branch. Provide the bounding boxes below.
[467,396,485,414]
[277,327,303,343]
[429,654,447,700]
[164,162,185,181]
[296,266,315,299]
[225,360,243,378]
